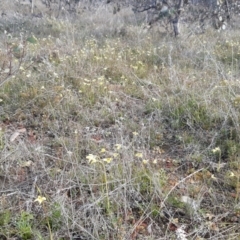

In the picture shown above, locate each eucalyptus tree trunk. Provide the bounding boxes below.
[31,0,34,14]
[172,0,184,36]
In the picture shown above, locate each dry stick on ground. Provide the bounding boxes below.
[161,167,205,209]
[128,168,205,237]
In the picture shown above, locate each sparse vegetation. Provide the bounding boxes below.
[0,1,240,239]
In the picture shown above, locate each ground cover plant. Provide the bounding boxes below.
[0,1,240,239]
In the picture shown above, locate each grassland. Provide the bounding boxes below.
[0,2,240,239]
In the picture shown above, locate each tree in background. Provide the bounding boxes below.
[107,0,240,35]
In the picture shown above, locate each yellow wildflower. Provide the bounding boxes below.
[115,144,122,150]
[153,159,157,164]
[86,154,98,164]
[103,158,113,163]
[212,147,221,154]
[135,153,143,158]
[34,196,46,204]
[100,148,106,153]
[142,159,149,164]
